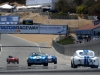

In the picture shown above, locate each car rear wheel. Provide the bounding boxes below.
[28,63,31,66]
[43,63,48,66]
[7,62,10,64]
[54,61,57,64]
[17,61,19,64]
[95,65,98,68]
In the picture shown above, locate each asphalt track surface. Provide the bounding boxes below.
[0,34,69,70]
[0,34,100,74]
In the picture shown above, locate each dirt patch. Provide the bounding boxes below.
[12,34,57,46]
[49,19,92,28]
[2,12,91,27]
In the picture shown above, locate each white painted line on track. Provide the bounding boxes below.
[8,34,41,53]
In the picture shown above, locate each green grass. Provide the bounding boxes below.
[57,38,74,45]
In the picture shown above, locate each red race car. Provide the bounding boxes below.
[7,56,19,64]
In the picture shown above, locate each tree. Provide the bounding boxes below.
[75,0,83,5]
[85,0,95,7]
[76,5,85,14]
[88,2,100,15]
[56,0,69,13]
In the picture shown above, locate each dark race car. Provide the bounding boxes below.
[7,56,19,64]
[46,54,57,64]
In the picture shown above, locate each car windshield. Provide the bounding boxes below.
[30,52,46,56]
[41,53,46,56]
[79,52,94,57]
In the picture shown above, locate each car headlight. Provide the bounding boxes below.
[42,57,45,59]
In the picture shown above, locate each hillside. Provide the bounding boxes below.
[1,12,92,28]
[0,12,92,45]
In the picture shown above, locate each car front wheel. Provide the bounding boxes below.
[71,61,73,68]
[91,65,98,68]
[43,63,48,66]
[72,61,77,68]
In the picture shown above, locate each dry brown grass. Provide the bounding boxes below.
[12,12,92,27]
[13,34,57,43]
[48,19,92,28]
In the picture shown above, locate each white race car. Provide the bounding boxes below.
[71,50,99,68]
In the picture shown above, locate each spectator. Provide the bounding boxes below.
[68,35,71,38]
[82,39,85,43]
[92,37,96,41]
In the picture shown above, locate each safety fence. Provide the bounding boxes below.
[52,35,100,56]
[50,14,78,19]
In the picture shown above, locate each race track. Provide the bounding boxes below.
[0,34,70,70]
[0,34,100,73]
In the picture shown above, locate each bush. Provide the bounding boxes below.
[57,38,74,45]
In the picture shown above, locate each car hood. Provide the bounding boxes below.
[28,56,46,59]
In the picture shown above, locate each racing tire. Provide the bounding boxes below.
[7,62,10,64]
[71,61,73,68]
[28,63,31,66]
[91,65,98,68]
[94,66,98,68]
[43,63,48,66]
[72,62,77,68]
[91,66,95,68]
[54,61,57,64]
[17,61,19,64]
[73,64,77,68]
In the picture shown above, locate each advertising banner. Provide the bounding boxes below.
[0,25,39,34]
[0,16,20,25]
[39,25,67,34]
[0,25,67,34]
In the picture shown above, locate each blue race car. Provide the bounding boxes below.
[27,52,48,66]
[46,54,57,64]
